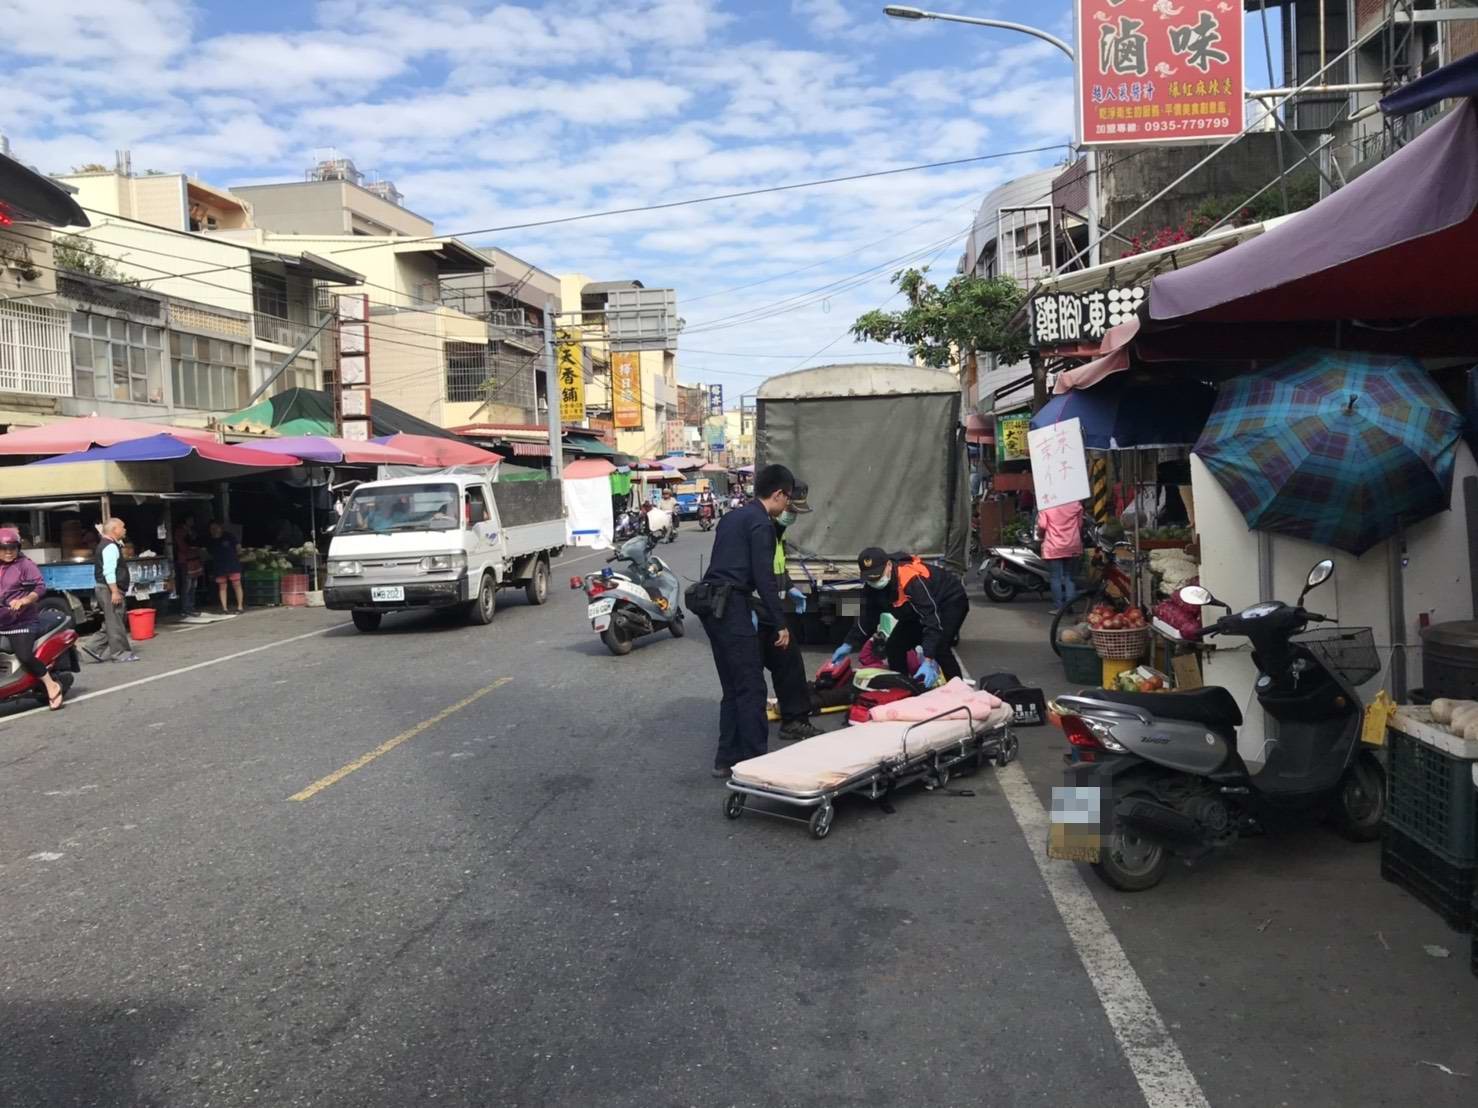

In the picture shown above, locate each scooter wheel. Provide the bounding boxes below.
[984,573,1018,603]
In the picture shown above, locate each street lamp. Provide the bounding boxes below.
[882,6,1099,266]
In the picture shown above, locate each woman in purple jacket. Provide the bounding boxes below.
[0,527,65,709]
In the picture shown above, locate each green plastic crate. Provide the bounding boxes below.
[1060,642,1101,687]
[1385,727,1478,866]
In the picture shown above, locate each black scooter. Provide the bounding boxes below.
[1050,559,1387,891]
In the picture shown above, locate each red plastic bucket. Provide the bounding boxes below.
[126,607,156,641]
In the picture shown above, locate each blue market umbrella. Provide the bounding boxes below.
[1192,349,1462,555]
[1029,375,1215,450]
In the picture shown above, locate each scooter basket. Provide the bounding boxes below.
[1091,626,1150,660]
[1294,626,1379,687]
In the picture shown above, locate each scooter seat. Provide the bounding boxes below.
[1090,686,1243,730]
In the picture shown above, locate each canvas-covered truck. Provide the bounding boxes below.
[755,364,969,642]
[325,470,565,631]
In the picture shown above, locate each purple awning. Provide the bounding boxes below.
[1147,100,1478,327]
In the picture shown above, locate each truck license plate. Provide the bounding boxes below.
[1047,785,1102,862]
[371,586,405,602]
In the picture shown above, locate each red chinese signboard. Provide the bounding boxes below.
[1076,0,1244,146]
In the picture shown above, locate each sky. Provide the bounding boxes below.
[1,0,1235,398]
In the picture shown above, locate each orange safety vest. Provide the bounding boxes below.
[892,556,931,609]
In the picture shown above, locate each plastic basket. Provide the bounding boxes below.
[1380,823,1475,932]
[1385,728,1478,865]
[1295,626,1379,686]
[1060,642,1102,686]
[1091,626,1150,660]
[244,575,281,608]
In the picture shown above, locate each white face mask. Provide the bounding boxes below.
[777,510,797,527]
[867,570,892,590]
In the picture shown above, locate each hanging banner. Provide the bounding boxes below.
[1076,0,1244,146]
[1028,418,1092,511]
[556,327,584,423]
[612,351,643,430]
[996,412,1032,464]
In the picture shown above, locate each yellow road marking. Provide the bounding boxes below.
[289,677,512,801]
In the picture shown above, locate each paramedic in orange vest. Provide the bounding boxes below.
[832,548,970,684]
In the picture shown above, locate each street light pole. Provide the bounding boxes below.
[883,5,1100,267]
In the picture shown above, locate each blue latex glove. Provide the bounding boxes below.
[831,643,852,666]
[913,658,941,687]
[788,586,807,615]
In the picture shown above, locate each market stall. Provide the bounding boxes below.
[563,458,616,547]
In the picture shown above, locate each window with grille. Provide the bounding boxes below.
[71,311,165,404]
[446,341,490,403]
[252,273,290,321]
[170,331,250,410]
[255,353,317,396]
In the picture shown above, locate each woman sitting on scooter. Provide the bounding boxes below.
[0,528,66,710]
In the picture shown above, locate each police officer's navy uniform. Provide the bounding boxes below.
[699,499,787,771]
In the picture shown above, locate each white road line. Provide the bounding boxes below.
[955,650,1208,1108]
[553,550,607,569]
[0,626,334,727]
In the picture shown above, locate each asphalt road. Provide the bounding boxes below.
[1,532,1474,1107]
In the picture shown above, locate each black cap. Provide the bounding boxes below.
[858,547,889,581]
[789,479,813,513]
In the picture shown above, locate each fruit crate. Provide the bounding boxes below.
[243,571,281,608]
[1380,823,1475,932]
[1385,709,1478,865]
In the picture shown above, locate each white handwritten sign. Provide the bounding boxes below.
[1028,417,1091,511]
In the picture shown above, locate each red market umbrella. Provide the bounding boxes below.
[29,433,301,482]
[375,432,503,467]
[0,415,218,456]
[248,435,424,465]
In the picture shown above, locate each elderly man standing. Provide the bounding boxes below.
[82,517,138,664]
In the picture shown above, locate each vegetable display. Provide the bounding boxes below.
[1431,698,1478,741]
[1153,590,1204,640]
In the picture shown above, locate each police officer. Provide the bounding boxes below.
[695,463,798,777]
[763,480,819,742]
[832,548,970,685]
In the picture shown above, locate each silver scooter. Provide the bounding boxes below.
[980,527,1051,602]
[1048,559,1386,891]
[570,534,685,656]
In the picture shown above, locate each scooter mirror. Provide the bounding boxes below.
[1179,585,1213,607]
[1305,559,1335,590]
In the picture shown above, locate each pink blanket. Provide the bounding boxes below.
[867,678,1003,722]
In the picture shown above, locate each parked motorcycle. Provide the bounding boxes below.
[571,535,685,656]
[0,607,80,709]
[980,532,1051,602]
[1049,559,1386,891]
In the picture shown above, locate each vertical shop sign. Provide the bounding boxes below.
[612,351,643,430]
[556,327,584,423]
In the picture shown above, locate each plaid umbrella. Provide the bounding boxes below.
[1193,350,1463,555]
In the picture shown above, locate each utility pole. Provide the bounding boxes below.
[543,299,563,481]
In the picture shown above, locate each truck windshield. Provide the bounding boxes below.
[339,484,461,534]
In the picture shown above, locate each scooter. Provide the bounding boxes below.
[571,535,685,656]
[613,510,642,542]
[1048,559,1386,891]
[0,607,80,709]
[980,531,1051,602]
[697,501,717,532]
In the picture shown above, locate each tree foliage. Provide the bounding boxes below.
[52,234,138,286]
[850,267,1028,368]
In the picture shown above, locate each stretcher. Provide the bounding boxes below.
[724,704,1018,839]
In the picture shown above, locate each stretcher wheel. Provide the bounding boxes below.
[808,805,834,840]
[996,734,1020,767]
[724,792,745,820]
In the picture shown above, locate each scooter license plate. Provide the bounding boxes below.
[370,586,404,602]
[1047,785,1102,863]
[588,598,616,618]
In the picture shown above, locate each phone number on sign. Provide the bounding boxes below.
[1142,118,1234,133]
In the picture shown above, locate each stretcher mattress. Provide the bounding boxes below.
[731,706,1012,795]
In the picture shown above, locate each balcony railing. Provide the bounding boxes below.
[254,311,316,349]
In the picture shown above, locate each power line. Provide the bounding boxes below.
[323,144,1072,253]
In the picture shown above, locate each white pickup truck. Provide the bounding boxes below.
[324,471,566,631]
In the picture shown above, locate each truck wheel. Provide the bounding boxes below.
[352,610,382,632]
[468,573,497,625]
[524,557,550,606]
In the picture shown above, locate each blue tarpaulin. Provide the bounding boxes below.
[1381,52,1478,118]
[1029,376,1215,451]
